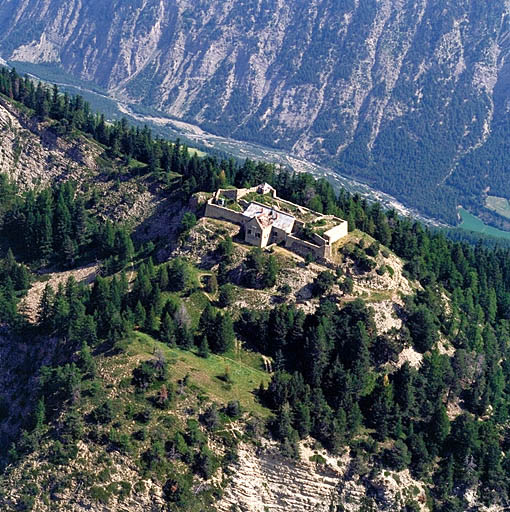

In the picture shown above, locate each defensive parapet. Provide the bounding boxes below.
[204,198,246,225]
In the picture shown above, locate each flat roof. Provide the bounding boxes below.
[243,203,295,233]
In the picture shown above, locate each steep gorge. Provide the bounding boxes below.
[1,1,510,222]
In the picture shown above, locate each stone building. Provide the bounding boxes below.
[204,184,348,262]
[243,203,295,248]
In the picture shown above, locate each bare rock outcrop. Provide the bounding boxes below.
[217,440,428,512]
[0,99,98,189]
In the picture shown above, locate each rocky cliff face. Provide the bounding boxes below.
[0,98,98,189]
[218,441,428,512]
[1,1,510,221]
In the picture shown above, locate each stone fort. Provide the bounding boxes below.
[204,183,348,262]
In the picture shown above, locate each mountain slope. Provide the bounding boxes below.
[1,1,510,222]
[4,73,510,512]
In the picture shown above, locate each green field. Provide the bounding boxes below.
[459,207,510,240]
[486,195,510,219]
[129,332,271,416]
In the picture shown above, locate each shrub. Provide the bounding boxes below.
[180,212,197,233]
[201,404,221,431]
[366,241,380,257]
[152,384,173,409]
[278,284,292,296]
[193,446,219,479]
[383,439,411,471]
[225,400,241,419]
[135,407,152,424]
[217,236,234,262]
[309,454,327,465]
[205,273,218,294]
[109,429,133,454]
[312,271,336,296]
[185,419,206,446]
[133,428,147,441]
[90,486,111,505]
[141,440,165,470]
[90,400,115,425]
[339,276,354,294]
[167,258,198,292]
[218,283,235,307]
[163,474,193,504]
[132,353,168,391]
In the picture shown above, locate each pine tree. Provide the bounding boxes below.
[53,284,71,335]
[134,301,146,327]
[370,378,395,441]
[4,248,15,274]
[199,303,217,334]
[198,262,214,290]
[294,403,311,438]
[428,402,450,457]
[394,362,416,418]
[145,305,160,334]
[115,228,134,268]
[198,335,210,358]
[306,323,329,389]
[63,235,78,267]
[262,255,278,288]
[72,196,90,247]
[38,284,55,331]
[150,284,163,316]
[33,398,45,432]
[39,213,54,262]
[160,313,176,346]
[274,403,299,458]
[218,283,235,307]
[436,455,454,499]
[78,340,96,377]
[54,193,72,250]
[211,312,235,354]
[158,265,169,291]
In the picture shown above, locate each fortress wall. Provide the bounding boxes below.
[271,226,288,245]
[237,185,262,200]
[293,220,305,233]
[312,233,327,246]
[285,235,325,259]
[205,201,246,225]
[324,221,348,244]
[220,189,240,201]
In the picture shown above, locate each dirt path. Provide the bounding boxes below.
[20,263,99,323]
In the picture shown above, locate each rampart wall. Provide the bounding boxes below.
[285,235,326,259]
[324,221,348,244]
[204,201,246,225]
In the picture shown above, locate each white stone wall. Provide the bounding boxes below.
[324,221,348,244]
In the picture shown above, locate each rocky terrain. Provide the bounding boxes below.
[1,1,510,221]
[0,96,182,237]
[218,440,428,512]
[0,98,98,189]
